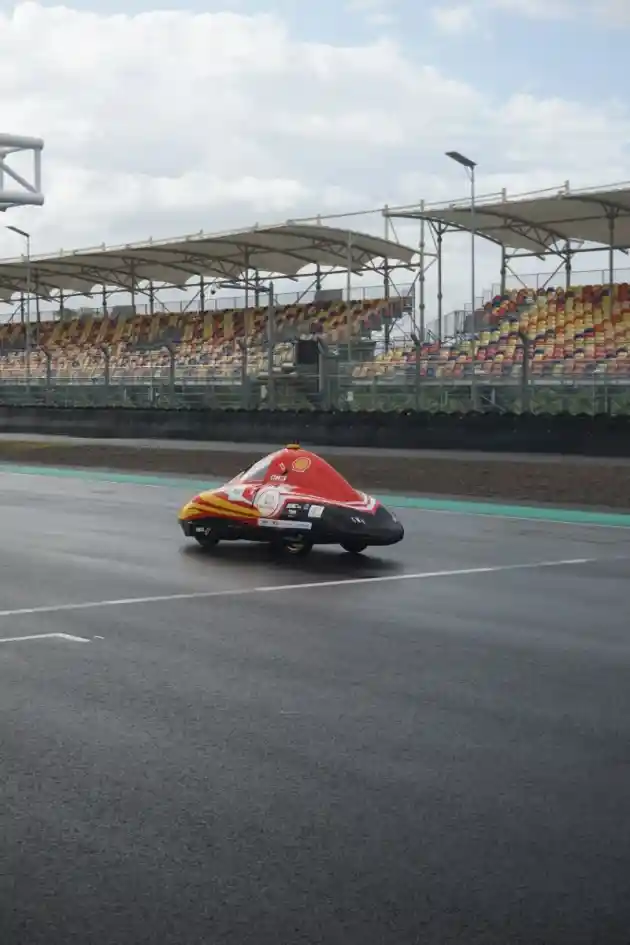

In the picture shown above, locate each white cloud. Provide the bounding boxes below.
[486,0,572,19]
[431,4,477,33]
[345,0,398,27]
[485,0,630,23]
[1,1,629,317]
[601,0,630,22]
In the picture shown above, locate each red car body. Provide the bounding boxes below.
[178,444,404,556]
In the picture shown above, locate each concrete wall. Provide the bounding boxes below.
[0,406,629,457]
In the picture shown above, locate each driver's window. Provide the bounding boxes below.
[239,458,272,483]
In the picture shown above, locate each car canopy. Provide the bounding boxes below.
[235,446,363,503]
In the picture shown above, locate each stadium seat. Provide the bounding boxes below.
[0,297,396,385]
[2,286,629,389]
[345,283,630,382]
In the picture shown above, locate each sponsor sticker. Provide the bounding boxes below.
[258,519,312,530]
[291,456,311,473]
[308,504,325,518]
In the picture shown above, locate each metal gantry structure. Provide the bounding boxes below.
[0,134,44,212]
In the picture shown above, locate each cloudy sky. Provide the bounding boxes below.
[1,0,629,321]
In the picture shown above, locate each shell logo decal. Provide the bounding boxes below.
[291,456,311,473]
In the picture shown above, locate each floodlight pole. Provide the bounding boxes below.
[6,224,31,388]
[446,151,478,409]
[263,280,275,408]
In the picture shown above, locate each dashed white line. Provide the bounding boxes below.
[0,557,594,619]
[0,632,90,644]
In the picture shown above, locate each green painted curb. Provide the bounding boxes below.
[2,461,630,528]
[0,462,208,490]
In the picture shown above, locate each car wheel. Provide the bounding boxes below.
[194,531,219,549]
[283,536,314,556]
[341,540,368,554]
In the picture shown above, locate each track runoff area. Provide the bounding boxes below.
[2,464,630,945]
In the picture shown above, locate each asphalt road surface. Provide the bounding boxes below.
[2,470,630,945]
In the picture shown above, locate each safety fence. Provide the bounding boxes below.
[0,354,629,415]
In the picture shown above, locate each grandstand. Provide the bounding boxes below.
[0,222,416,410]
[2,180,630,414]
[0,291,403,380]
[376,180,630,412]
[387,180,630,337]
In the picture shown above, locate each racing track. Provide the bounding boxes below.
[2,469,630,945]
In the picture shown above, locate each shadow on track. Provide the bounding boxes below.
[179,540,404,579]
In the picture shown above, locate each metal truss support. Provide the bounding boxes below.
[382,202,437,342]
[0,134,44,211]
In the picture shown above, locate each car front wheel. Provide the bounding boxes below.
[341,540,368,554]
[194,530,219,549]
[283,536,314,556]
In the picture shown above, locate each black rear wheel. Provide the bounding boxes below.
[341,540,368,554]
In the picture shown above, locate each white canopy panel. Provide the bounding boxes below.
[390,183,630,254]
[0,222,415,302]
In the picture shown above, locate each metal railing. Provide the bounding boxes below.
[0,350,628,415]
[0,282,414,325]
[499,267,630,294]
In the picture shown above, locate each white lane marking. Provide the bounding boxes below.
[0,557,594,619]
[0,632,90,644]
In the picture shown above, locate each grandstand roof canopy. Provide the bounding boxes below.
[390,183,630,254]
[0,222,415,301]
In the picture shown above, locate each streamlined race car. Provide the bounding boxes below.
[178,443,403,556]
